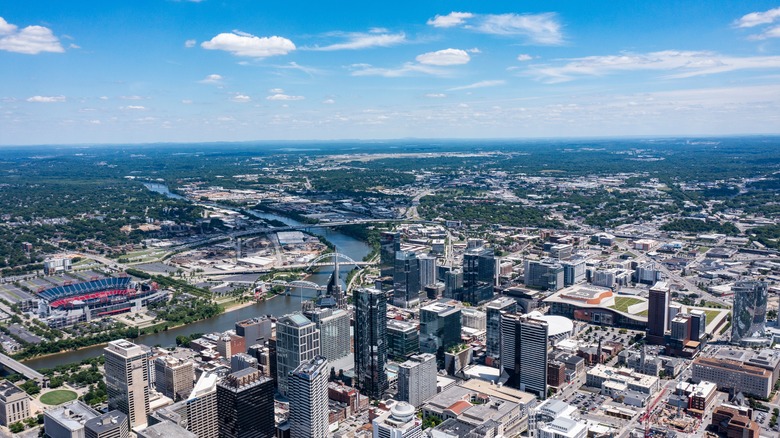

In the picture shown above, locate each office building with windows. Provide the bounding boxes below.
[397,353,437,408]
[104,340,150,429]
[354,288,388,399]
[486,297,517,364]
[217,368,275,438]
[288,356,329,438]
[732,281,769,345]
[276,313,320,397]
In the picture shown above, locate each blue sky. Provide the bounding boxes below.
[2,1,780,144]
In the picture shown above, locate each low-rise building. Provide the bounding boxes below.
[692,357,772,399]
[586,364,660,395]
[0,380,31,427]
[43,400,99,438]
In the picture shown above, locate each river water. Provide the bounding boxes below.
[22,194,370,370]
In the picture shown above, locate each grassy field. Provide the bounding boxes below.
[703,309,723,324]
[609,296,645,314]
[39,390,77,406]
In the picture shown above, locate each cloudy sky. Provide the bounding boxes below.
[2,1,780,145]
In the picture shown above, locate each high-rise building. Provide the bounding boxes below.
[154,356,194,402]
[104,340,150,429]
[524,259,564,291]
[235,317,272,348]
[84,411,128,438]
[393,251,421,308]
[217,332,246,359]
[647,281,670,345]
[326,255,347,309]
[288,356,329,438]
[462,247,496,305]
[418,255,437,290]
[276,313,321,396]
[561,258,587,286]
[732,281,769,345]
[460,308,486,331]
[387,319,419,361]
[380,231,401,278]
[186,372,219,438]
[216,368,275,438]
[231,352,259,372]
[690,309,707,342]
[44,400,99,438]
[670,314,691,343]
[0,380,30,427]
[501,313,549,399]
[354,288,388,399]
[486,297,517,364]
[419,301,461,356]
[443,270,463,300]
[397,353,437,408]
[372,402,423,438]
[304,308,350,362]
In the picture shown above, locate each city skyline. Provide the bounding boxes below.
[3,1,780,145]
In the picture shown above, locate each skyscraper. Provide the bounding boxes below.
[419,301,461,356]
[397,353,437,408]
[288,356,330,438]
[354,287,388,399]
[689,309,706,342]
[154,356,194,402]
[104,340,150,429]
[647,281,670,345]
[524,259,565,291]
[235,317,272,348]
[380,231,401,278]
[418,255,437,290]
[276,313,320,396]
[486,296,517,365]
[186,372,219,438]
[501,313,549,399]
[304,308,350,362]
[443,269,463,300]
[393,251,421,308]
[732,280,769,345]
[216,368,275,438]
[387,319,420,361]
[326,255,347,309]
[462,247,496,305]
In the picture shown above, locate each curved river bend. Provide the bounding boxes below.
[23,209,370,370]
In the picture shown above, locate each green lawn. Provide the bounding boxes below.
[39,390,78,406]
[609,296,645,314]
[703,309,722,324]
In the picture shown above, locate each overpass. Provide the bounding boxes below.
[0,352,44,382]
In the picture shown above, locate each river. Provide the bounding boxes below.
[22,195,370,370]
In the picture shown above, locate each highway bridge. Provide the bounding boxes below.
[0,352,44,382]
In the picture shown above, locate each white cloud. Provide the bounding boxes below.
[99,96,109,100]
[181,99,193,104]
[231,94,251,102]
[426,12,563,45]
[201,31,295,58]
[350,62,445,77]
[472,13,563,45]
[184,39,196,48]
[273,61,323,76]
[26,95,65,103]
[425,93,447,98]
[527,50,780,83]
[517,54,533,61]
[416,48,470,66]
[267,93,304,101]
[735,7,780,28]
[322,99,335,104]
[467,48,481,53]
[448,80,506,91]
[309,31,405,51]
[122,105,146,110]
[748,25,780,40]
[120,95,144,100]
[0,17,64,54]
[68,43,80,49]
[269,88,284,94]
[427,12,474,28]
[199,74,223,84]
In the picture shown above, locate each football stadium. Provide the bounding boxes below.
[37,276,167,327]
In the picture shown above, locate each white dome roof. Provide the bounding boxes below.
[528,311,574,337]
